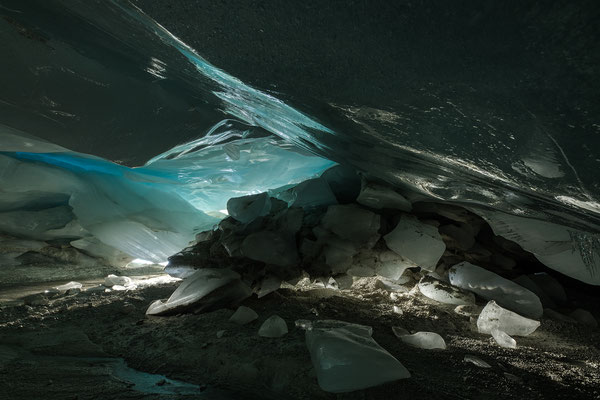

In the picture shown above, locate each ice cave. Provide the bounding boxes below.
[0,1,599,399]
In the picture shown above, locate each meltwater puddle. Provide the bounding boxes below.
[108,357,201,395]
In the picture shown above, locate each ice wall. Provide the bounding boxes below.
[0,0,598,283]
[0,123,334,264]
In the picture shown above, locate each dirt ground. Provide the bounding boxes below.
[0,274,598,400]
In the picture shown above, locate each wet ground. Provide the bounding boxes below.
[0,276,598,400]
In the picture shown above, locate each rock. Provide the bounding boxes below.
[393,330,447,350]
[241,231,298,267]
[258,315,288,338]
[227,192,271,224]
[22,293,48,306]
[418,276,475,305]
[216,330,226,338]
[356,178,411,211]
[393,306,403,315]
[146,269,251,316]
[229,306,258,325]
[464,355,491,368]
[477,301,540,336]
[449,262,543,319]
[384,216,446,271]
[302,320,410,393]
[569,309,598,328]
[321,204,380,245]
[491,328,517,349]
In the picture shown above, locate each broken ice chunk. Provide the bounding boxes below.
[491,328,517,349]
[146,269,251,316]
[258,315,288,338]
[321,235,357,273]
[289,177,338,209]
[229,306,258,325]
[384,216,446,271]
[304,320,410,393]
[356,179,412,211]
[53,281,83,292]
[417,276,475,305]
[227,192,271,224]
[393,330,447,350]
[241,231,298,267]
[376,251,413,281]
[449,262,543,319]
[477,301,540,336]
[321,204,380,245]
[104,274,133,288]
[464,354,491,368]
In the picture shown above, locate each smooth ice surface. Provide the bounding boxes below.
[394,330,447,350]
[418,276,475,305]
[449,262,543,318]
[477,301,540,336]
[304,320,410,393]
[229,306,258,325]
[258,315,288,338]
[384,216,446,271]
[491,328,517,349]
[356,179,411,211]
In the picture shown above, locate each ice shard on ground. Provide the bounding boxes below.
[477,301,540,336]
[302,320,410,393]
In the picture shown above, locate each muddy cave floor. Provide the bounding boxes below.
[0,277,599,400]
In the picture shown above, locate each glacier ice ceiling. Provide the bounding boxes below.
[0,0,599,284]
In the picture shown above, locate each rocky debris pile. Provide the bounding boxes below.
[147,169,597,393]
